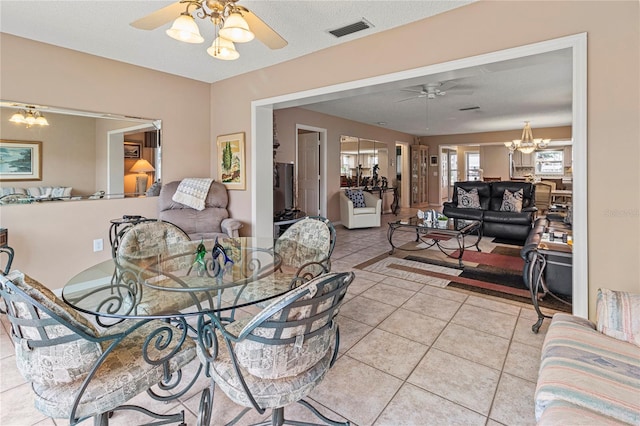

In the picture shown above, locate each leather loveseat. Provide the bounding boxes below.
[443,181,536,241]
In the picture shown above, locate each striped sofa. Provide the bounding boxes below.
[535,289,640,425]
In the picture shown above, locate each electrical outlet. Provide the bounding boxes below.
[93,238,103,252]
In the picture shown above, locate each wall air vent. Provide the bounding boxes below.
[459,106,480,111]
[328,19,373,38]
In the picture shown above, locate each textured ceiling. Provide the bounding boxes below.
[0,0,473,83]
[301,48,573,136]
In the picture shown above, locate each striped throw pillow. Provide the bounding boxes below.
[596,288,640,346]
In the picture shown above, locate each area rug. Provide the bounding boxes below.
[354,239,571,312]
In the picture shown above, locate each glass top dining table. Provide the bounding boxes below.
[63,237,298,320]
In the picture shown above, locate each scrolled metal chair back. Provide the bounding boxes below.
[274,216,336,281]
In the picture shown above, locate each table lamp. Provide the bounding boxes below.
[129,159,155,195]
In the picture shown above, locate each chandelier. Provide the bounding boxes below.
[505,121,549,154]
[166,0,255,61]
[9,107,49,127]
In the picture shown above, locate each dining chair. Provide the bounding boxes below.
[240,216,336,310]
[113,219,191,268]
[274,216,335,279]
[197,271,355,426]
[114,219,200,315]
[0,270,197,425]
[534,182,553,217]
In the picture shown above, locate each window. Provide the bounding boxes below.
[535,150,564,175]
[466,152,481,181]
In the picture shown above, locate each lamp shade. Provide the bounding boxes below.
[129,159,155,173]
[166,13,204,44]
[219,12,254,43]
[207,37,240,60]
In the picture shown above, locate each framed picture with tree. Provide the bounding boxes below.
[216,132,245,190]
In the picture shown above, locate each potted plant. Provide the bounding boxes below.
[437,215,449,228]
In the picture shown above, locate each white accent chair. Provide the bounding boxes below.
[339,190,382,229]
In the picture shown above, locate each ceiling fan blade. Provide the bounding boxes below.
[242,9,288,49]
[130,2,185,30]
[395,96,421,103]
[450,89,475,96]
[401,88,426,94]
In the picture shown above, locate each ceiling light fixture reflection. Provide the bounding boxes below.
[9,107,49,127]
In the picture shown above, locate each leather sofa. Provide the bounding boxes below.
[443,181,536,241]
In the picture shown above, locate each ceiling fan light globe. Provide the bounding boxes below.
[166,14,204,44]
[219,13,254,43]
[35,115,49,126]
[9,112,25,123]
[24,113,36,126]
[207,37,240,60]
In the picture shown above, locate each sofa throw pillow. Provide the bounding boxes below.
[596,288,640,347]
[345,189,366,208]
[456,187,481,209]
[500,188,523,212]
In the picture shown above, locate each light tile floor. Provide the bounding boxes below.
[0,209,555,425]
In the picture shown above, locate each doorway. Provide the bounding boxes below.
[295,125,327,217]
[440,147,457,203]
[254,33,587,318]
[396,142,411,209]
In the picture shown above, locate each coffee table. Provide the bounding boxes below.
[387,217,482,267]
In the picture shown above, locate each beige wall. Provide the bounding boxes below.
[210,1,639,319]
[1,1,638,319]
[274,107,413,222]
[0,33,211,289]
[480,146,510,182]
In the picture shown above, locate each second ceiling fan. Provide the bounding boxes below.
[397,81,474,103]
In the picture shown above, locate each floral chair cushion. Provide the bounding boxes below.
[199,272,353,410]
[274,218,331,270]
[1,271,102,387]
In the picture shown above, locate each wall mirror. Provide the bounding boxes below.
[0,100,161,204]
[340,135,388,188]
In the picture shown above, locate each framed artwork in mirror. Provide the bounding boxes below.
[216,132,245,190]
[0,140,43,181]
[123,141,141,159]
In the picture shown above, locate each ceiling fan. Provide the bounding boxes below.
[130,0,287,60]
[397,81,473,103]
